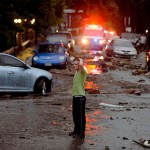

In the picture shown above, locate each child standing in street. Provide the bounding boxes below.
[69,57,87,139]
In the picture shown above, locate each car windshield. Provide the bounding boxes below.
[114,40,133,47]
[38,44,63,53]
[46,35,67,42]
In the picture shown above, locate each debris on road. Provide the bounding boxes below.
[126,89,142,95]
[99,102,123,108]
[85,81,100,94]
[132,69,147,75]
[133,139,150,149]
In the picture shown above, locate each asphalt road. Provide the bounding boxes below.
[0,43,150,150]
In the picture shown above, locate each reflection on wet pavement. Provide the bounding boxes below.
[85,81,100,91]
[84,55,105,94]
[85,57,102,75]
[85,109,110,147]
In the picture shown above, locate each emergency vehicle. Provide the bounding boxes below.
[81,24,105,49]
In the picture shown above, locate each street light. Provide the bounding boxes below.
[30,19,35,25]
[14,18,22,56]
[14,18,22,24]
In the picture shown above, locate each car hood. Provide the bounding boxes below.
[114,46,137,52]
[30,66,53,80]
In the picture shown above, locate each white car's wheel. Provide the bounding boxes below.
[41,81,47,95]
[35,79,47,96]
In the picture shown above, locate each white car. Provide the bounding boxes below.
[46,34,71,50]
[0,53,53,95]
[105,38,137,57]
[57,31,75,49]
[46,32,75,50]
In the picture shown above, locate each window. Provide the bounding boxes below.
[0,55,24,67]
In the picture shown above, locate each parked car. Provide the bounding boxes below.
[46,34,71,50]
[0,53,53,95]
[105,38,137,58]
[32,41,69,69]
[57,31,75,50]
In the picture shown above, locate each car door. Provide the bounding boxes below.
[7,66,31,91]
[0,66,9,91]
[0,54,31,91]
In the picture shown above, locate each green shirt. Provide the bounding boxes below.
[72,67,87,96]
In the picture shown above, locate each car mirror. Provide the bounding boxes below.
[24,63,30,69]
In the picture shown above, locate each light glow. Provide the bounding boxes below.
[14,19,22,24]
[82,38,88,44]
[85,24,103,30]
[30,19,35,24]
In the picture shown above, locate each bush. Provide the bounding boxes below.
[0,30,15,52]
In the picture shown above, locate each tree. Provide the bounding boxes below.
[0,0,66,50]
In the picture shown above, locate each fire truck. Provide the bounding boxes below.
[81,24,105,49]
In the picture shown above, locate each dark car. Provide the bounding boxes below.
[32,41,69,69]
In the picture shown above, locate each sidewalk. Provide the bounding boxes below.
[4,40,35,62]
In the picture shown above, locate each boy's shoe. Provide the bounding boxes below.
[69,130,78,136]
[78,132,85,139]
[73,132,85,139]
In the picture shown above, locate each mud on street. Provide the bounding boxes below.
[0,49,150,150]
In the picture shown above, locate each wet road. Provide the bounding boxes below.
[1,41,150,149]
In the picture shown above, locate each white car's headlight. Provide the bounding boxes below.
[33,56,38,61]
[59,56,65,60]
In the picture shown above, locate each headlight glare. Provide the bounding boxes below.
[33,56,38,61]
[59,56,65,60]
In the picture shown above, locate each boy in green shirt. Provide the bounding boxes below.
[69,57,87,139]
